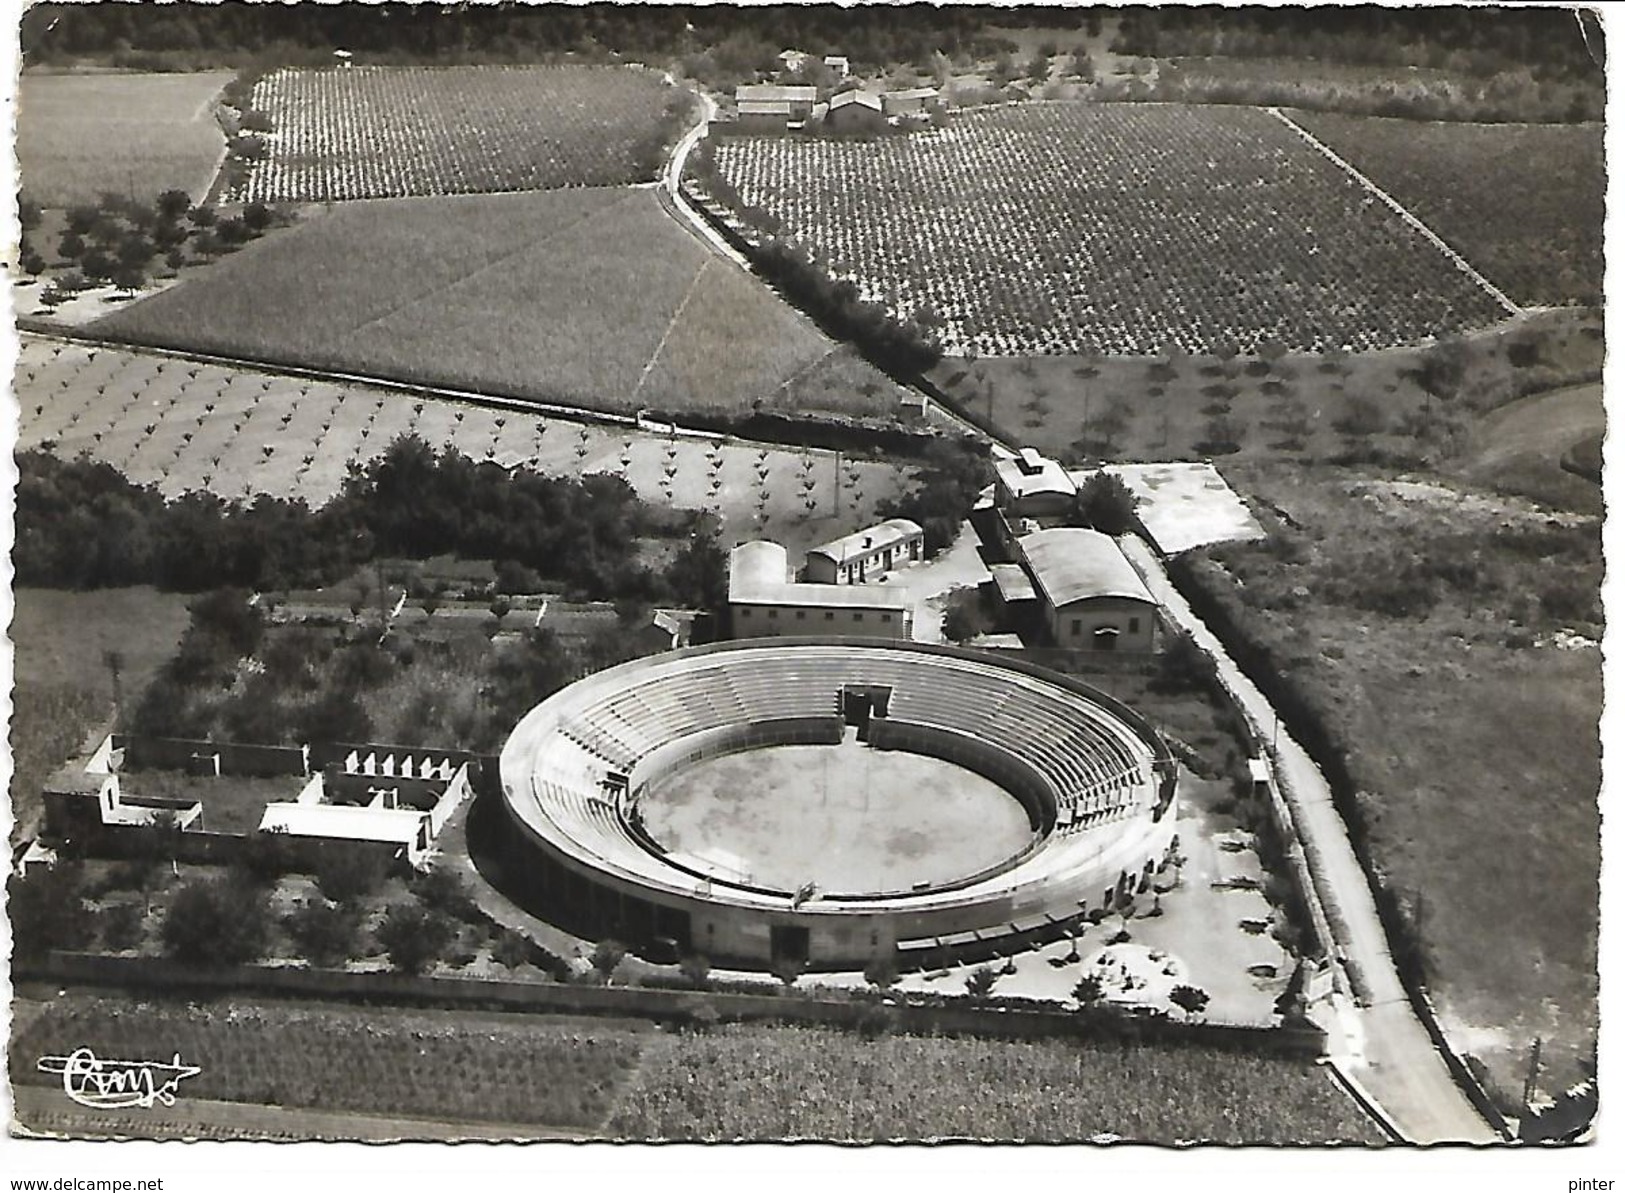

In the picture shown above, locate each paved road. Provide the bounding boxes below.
[1121,536,1499,1145]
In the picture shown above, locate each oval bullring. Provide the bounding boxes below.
[499,638,1177,970]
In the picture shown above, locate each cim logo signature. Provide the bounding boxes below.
[37,1047,202,1110]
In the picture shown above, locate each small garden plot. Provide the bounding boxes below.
[17,72,232,207]
[1293,113,1604,307]
[711,102,1508,356]
[237,65,685,202]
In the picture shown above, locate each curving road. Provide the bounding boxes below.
[1121,536,1499,1145]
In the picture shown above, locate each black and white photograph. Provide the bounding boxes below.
[0,0,1612,1183]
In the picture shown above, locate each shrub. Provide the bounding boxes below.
[376,903,457,975]
[284,898,363,968]
[1073,471,1139,536]
[8,863,95,961]
[315,848,391,906]
[162,875,270,966]
[412,865,483,923]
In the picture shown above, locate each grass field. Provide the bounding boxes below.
[609,1025,1382,1142]
[17,72,231,207]
[1292,113,1604,307]
[11,995,1377,1142]
[1201,462,1601,1103]
[86,187,906,420]
[238,65,682,202]
[13,336,911,558]
[712,102,1508,356]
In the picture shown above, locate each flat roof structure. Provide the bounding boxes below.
[807,518,923,565]
[1018,528,1156,608]
[730,541,911,610]
[990,563,1038,603]
[259,802,425,844]
[995,449,1077,506]
[736,84,817,103]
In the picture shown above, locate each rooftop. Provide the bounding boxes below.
[830,90,883,112]
[259,802,426,845]
[737,83,818,102]
[995,449,1077,502]
[807,518,923,563]
[1018,527,1156,608]
[730,539,910,609]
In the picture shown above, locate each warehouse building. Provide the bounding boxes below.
[729,541,912,639]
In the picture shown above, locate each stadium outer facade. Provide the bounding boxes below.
[499,638,1178,970]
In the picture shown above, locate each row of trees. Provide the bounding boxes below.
[20,189,278,302]
[16,436,727,609]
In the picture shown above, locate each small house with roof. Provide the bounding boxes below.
[994,447,1078,517]
[826,89,886,133]
[882,86,943,120]
[729,541,912,639]
[735,83,819,129]
[823,54,851,78]
[804,518,924,585]
[1015,527,1159,651]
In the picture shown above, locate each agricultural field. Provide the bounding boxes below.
[1293,112,1604,307]
[16,72,231,207]
[12,336,910,560]
[710,102,1509,357]
[86,186,909,422]
[608,1025,1382,1142]
[10,995,645,1134]
[929,306,1603,469]
[235,65,685,202]
[1193,461,1602,1104]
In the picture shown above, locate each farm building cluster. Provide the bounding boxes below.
[37,732,487,874]
[731,79,944,134]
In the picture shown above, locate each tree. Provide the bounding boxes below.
[1072,972,1106,1007]
[1068,46,1096,80]
[1074,471,1139,536]
[863,951,900,990]
[680,953,712,991]
[243,201,274,232]
[315,848,390,906]
[376,903,456,975]
[8,863,95,961]
[1026,52,1050,84]
[590,938,628,984]
[157,189,192,222]
[412,864,481,923]
[964,964,1000,1001]
[1169,983,1211,1021]
[284,898,362,968]
[772,955,807,989]
[493,928,535,970]
[162,875,270,966]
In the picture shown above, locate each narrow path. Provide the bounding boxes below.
[1121,536,1498,1144]
[654,84,1012,457]
[1267,108,1521,317]
[630,257,711,404]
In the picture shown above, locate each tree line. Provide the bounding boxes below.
[16,435,726,609]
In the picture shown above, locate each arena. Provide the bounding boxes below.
[498,638,1177,970]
